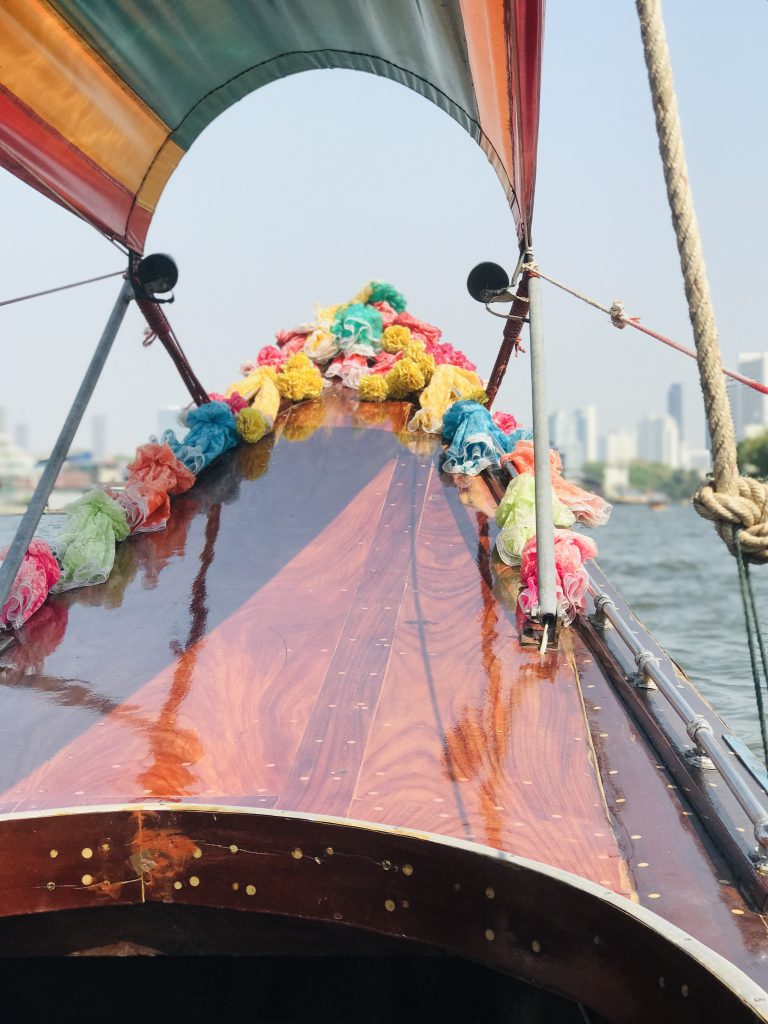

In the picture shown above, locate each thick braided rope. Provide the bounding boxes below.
[636,0,768,561]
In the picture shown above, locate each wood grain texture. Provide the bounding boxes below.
[0,386,767,982]
[351,469,631,894]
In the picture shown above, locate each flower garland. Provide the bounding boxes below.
[0,278,610,637]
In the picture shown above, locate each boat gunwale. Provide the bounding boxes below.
[0,801,765,1021]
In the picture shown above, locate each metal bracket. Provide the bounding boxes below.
[684,746,716,771]
[749,846,768,875]
[631,650,658,690]
[685,715,716,770]
[589,594,613,631]
[520,613,561,652]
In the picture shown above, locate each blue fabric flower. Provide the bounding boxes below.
[163,400,239,474]
[442,401,531,476]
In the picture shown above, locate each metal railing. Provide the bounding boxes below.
[588,576,768,867]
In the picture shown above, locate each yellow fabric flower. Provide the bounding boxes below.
[464,387,489,405]
[314,303,343,327]
[236,407,272,444]
[403,341,435,384]
[385,357,426,399]
[276,352,324,401]
[381,325,412,353]
[303,327,338,362]
[407,365,484,433]
[251,374,281,423]
[350,282,373,305]
[225,365,277,399]
[358,374,390,402]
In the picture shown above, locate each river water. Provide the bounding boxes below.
[1,501,766,756]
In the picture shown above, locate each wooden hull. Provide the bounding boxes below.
[0,387,766,1019]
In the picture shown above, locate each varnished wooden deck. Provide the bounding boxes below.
[0,386,766,985]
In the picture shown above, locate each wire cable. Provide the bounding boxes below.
[0,270,124,308]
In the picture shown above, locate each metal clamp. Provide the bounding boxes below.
[589,594,613,630]
[684,714,716,770]
[632,650,658,690]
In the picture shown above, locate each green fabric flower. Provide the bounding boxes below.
[368,281,407,313]
[53,489,130,591]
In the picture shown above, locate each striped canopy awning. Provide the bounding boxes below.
[0,0,544,252]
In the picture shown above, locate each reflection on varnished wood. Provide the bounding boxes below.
[137,504,220,797]
[352,468,631,894]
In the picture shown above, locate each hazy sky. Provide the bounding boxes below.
[1,0,766,457]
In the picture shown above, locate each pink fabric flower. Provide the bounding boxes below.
[209,391,249,414]
[518,529,598,625]
[275,332,307,355]
[0,539,61,630]
[325,355,345,379]
[492,410,520,434]
[256,345,286,367]
[425,339,477,371]
[371,301,399,328]
[340,353,371,389]
[369,350,402,375]
[394,311,442,346]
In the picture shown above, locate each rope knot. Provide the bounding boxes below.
[609,300,627,329]
[693,475,768,563]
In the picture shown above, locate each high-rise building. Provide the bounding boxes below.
[733,353,768,440]
[637,414,680,468]
[91,414,107,462]
[549,410,583,474]
[575,406,598,463]
[13,423,29,452]
[667,383,683,443]
[601,428,637,466]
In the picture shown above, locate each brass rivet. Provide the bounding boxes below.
[731,908,745,915]
[81,847,93,860]
[292,848,302,860]
[100,843,110,852]
[173,881,183,890]
[485,887,495,899]
[46,882,56,892]
[333,912,343,921]
[532,940,541,954]
[485,929,495,941]
[401,899,410,909]
[326,847,334,856]
[402,864,413,876]
[382,860,392,871]
[229,844,238,854]
[246,884,256,896]
[49,850,58,859]
[189,876,200,888]
[232,883,239,891]
[384,899,396,912]
[81,874,93,886]
[193,847,202,859]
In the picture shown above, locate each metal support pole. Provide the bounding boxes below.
[0,276,134,619]
[525,261,558,630]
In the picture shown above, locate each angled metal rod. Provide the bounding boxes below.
[525,261,557,627]
[0,276,134,619]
